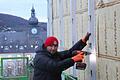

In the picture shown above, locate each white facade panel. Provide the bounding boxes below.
[82,0,88,9]
[47,0,120,80]
[52,0,57,18]
[63,16,72,49]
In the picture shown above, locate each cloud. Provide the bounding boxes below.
[37,16,48,22]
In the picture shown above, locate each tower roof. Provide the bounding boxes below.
[28,6,38,25]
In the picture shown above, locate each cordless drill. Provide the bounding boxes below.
[75,51,91,70]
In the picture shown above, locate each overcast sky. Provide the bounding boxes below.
[0,0,47,22]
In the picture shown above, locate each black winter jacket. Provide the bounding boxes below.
[33,40,86,80]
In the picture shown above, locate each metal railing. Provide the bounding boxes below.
[62,72,78,80]
[0,57,29,80]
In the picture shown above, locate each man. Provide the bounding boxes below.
[33,33,91,80]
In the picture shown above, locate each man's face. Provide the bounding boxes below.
[46,41,58,54]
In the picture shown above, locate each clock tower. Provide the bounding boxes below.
[28,6,38,35]
[28,6,42,50]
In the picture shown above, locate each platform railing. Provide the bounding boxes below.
[62,72,78,80]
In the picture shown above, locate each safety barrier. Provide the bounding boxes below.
[62,72,78,80]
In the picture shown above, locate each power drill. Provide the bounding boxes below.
[75,51,91,70]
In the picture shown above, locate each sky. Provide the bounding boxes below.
[0,0,47,22]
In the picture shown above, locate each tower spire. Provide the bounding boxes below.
[28,6,38,25]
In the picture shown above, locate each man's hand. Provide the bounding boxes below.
[71,51,84,62]
[82,32,91,43]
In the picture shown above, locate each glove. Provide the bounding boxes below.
[71,51,84,62]
[82,32,91,43]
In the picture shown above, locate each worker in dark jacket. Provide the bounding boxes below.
[33,33,91,80]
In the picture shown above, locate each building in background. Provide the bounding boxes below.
[0,7,47,53]
[47,0,120,80]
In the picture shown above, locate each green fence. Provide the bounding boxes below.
[0,57,29,80]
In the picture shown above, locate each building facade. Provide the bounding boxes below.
[47,0,120,80]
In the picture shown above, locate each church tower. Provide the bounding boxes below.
[28,6,38,26]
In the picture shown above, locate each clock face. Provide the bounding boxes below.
[31,28,37,34]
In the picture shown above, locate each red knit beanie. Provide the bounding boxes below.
[44,36,59,48]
